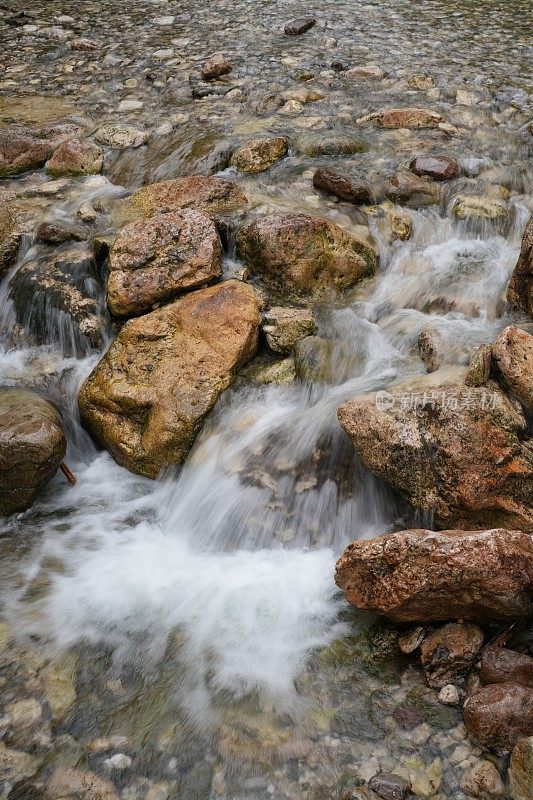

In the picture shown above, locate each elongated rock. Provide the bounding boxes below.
[107,210,222,317]
[337,378,533,531]
[236,213,377,300]
[79,281,261,478]
[508,216,533,315]
[335,528,533,622]
[360,108,445,129]
[492,325,533,413]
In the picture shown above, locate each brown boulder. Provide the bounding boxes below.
[0,390,66,516]
[0,126,52,177]
[0,193,21,277]
[201,53,232,80]
[334,528,533,622]
[337,377,533,531]
[409,155,461,181]
[464,684,533,750]
[508,216,533,315]
[236,213,377,300]
[313,168,373,204]
[120,175,247,222]
[492,326,533,413]
[420,623,484,688]
[480,647,533,689]
[107,210,222,317]
[79,281,261,477]
[363,107,445,129]
[231,137,288,173]
[385,171,440,207]
[45,138,103,177]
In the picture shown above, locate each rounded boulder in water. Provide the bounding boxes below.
[0,389,66,516]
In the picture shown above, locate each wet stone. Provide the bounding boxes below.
[0,126,52,177]
[201,53,232,80]
[409,155,461,181]
[36,219,87,244]
[465,344,492,387]
[368,772,411,800]
[313,168,373,204]
[284,17,316,35]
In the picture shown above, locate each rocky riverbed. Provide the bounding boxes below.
[0,0,532,798]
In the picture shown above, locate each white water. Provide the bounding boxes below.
[0,193,529,721]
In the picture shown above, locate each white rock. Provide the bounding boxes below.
[438,684,460,705]
[117,99,143,112]
[103,752,132,770]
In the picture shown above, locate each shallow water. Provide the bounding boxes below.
[0,0,532,797]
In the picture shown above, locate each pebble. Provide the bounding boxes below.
[438,684,460,705]
[284,18,316,36]
[103,752,132,770]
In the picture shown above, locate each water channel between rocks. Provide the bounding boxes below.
[0,0,532,798]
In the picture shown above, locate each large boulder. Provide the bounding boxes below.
[8,245,105,355]
[79,281,261,477]
[231,137,288,173]
[0,193,21,277]
[44,138,103,177]
[337,377,533,531]
[119,175,247,222]
[0,389,66,516]
[0,126,52,177]
[236,213,377,300]
[508,216,533,315]
[107,210,222,317]
[464,684,533,750]
[335,528,533,622]
[492,326,533,414]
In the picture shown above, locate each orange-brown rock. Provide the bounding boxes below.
[492,325,533,414]
[464,683,533,750]
[44,138,103,177]
[409,155,460,181]
[507,216,533,314]
[335,528,533,622]
[236,213,377,300]
[337,378,533,531]
[420,623,484,687]
[107,210,222,317]
[79,281,261,478]
[362,107,445,129]
[480,647,533,689]
[0,126,52,177]
[121,175,247,222]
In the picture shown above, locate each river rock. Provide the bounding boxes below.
[8,244,104,354]
[337,378,533,531]
[295,132,367,156]
[463,684,533,750]
[361,107,445,129]
[480,647,533,688]
[0,193,21,276]
[507,216,533,315]
[262,307,317,353]
[0,389,66,516]
[492,326,533,413]
[295,335,365,382]
[46,766,118,800]
[409,155,461,181]
[0,126,52,177]
[509,737,533,800]
[368,772,411,800]
[419,623,484,688]
[334,528,533,622]
[453,194,508,223]
[385,171,440,207]
[313,168,373,204]
[284,17,316,35]
[79,281,261,477]
[231,137,288,173]
[465,344,492,387]
[94,124,149,149]
[45,138,103,177]
[418,327,443,372]
[201,52,232,80]
[36,218,87,244]
[122,175,247,221]
[236,213,377,300]
[107,210,222,317]
[0,742,40,783]
[459,761,504,797]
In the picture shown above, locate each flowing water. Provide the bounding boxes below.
[0,0,532,797]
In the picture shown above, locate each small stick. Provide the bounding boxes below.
[59,462,77,486]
